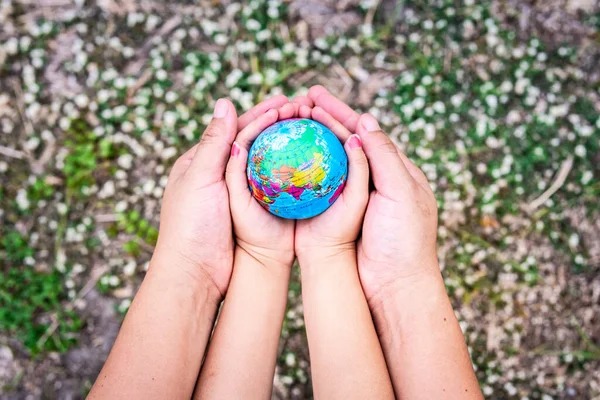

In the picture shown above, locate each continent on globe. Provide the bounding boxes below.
[246,118,348,219]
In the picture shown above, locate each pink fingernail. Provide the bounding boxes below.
[230,142,240,157]
[214,99,229,118]
[348,134,362,150]
[361,114,380,132]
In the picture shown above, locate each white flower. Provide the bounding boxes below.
[118,154,134,169]
[74,94,89,108]
[485,95,498,109]
[246,19,261,31]
[114,105,127,118]
[415,86,427,97]
[256,29,271,42]
[20,36,32,51]
[123,260,137,276]
[165,91,178,103]
[283,42,295,54]
[247,73,263,85]
[432,101,446,113]
[214,33,228,45]
[578,125,593,137]
[574,145,586,157]
[163,111,178,128]
[515,78,529,95]
[450,94,463,108]
[400,72,415,86]
[155,69,168,81]
[314,37,328,49]
[581,171,593,185]
[401,104,415,118]
[225,69,243,88]
[118,299,132,313]
[285,353,296,367]
[135,116,148,131]
[424,124,436,141]
[265,69,278,85]
[99,181,115,198]
[266,48,283,62]
[476,119,488,137]
[16,189,30,210]
[413,97,425,110]
[161,147,178,160]
[4,37,19,54]
[108,275,120,286]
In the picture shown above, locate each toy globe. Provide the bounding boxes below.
[246,118,348,219]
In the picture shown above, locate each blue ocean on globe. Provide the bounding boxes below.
[246,118,348,219]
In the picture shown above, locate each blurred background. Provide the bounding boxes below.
[1,0,599,398]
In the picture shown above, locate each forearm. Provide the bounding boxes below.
[300,251,394,400]
[371,268,482,399]
[89,255,221,399]
[194,247,291,399]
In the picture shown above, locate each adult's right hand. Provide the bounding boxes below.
[154,95,289,299]
[303,87,440,309]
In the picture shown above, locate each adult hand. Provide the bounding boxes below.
[153,95,289,297]
[304,87,439,307]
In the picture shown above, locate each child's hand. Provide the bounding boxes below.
[293,104,370,263]
[224,104,309,269]
[153,96,289,297]
[306,87,439,305]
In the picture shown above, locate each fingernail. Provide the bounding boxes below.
[230,142,240,157]
[214,98,229,118]
[361,114,380,132]
[348,134,362,150]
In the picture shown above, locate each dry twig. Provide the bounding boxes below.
[525,156,574,212]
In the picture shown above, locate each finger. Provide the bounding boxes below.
[277,102,300,120]
[308,85,360,132]
[299,105,312,119]
[395,148,431,191]
[356,113,413,199]
[235,108,279,151]
[187,99,238,185]
[311,106,352,142]
[343,134,369,209]
[238,94,289,130]
[292,95,313,107]
[225,141,252,206]
[168,143,199,182]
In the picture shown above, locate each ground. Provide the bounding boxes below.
[0,0,599,399]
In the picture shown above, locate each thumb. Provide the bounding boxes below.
[187,98,238,186]
[356,113,412,200]
[225,141,252,211]
[342,134,369,209]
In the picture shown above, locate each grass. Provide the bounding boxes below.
[0,0,598,396]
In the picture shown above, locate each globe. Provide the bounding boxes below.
[246,118,348,219]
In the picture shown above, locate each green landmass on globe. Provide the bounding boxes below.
[246,118,348,219]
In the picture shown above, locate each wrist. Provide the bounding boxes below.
[298,246,358,284]
[368,267,448,331]
[149,248,224,305]
[235,244,293,276]
[296,243,356,268]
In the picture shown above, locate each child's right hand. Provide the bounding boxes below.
[224,107,301,269]
[293,106,370,265]
[305,87,440,307]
